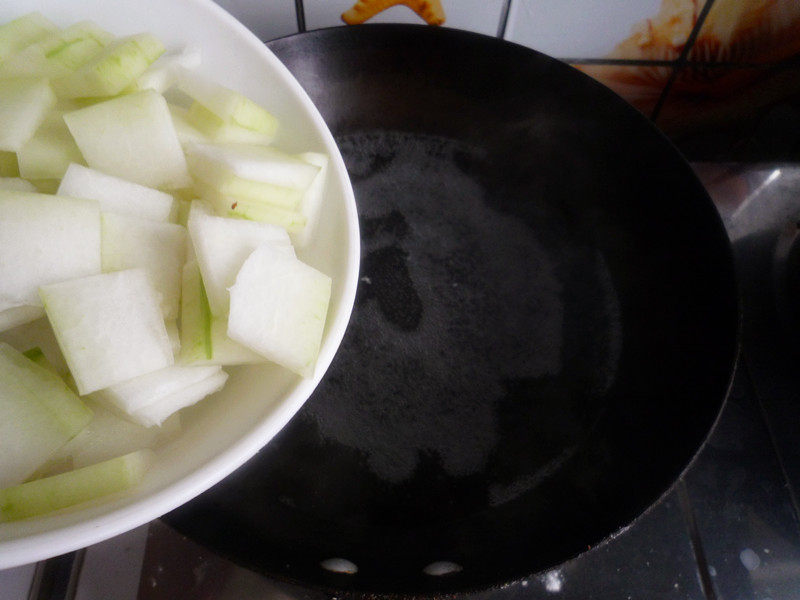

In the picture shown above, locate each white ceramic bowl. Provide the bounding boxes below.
[0,0,359,567]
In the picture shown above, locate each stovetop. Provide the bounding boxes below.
[2,163,800,600]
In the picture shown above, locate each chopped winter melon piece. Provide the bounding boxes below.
[39,269,174,395]
[18,109,84,180]
[0,78,56,152]
[186,142,320,189]
[0,191,100,328]
[21,346,45,360]
[207,319,265,365]
[57,163,175,222]
[56,33,165,99]
[0,342,93,488]
[0,151,19,176]
[132,45,201,94]
[177,68,278,136]
[187,159,305,210]
[173,194,194,227]
[101,212,186,319]
[195,182,307,233]
[179,261,212,361]
[64,90,190,189]
[0,13,57,62]
[185,143,319,230]
[185,102,275,145]
[0,21,112,80]
[130,370,227,427]
[95,364,227,427]
[0,177,36,192]
[168,104,209,146]
[0,449,152,522]
[291,152,328,247]
[29,179,60,193]
[52,399,180,469]
[0,306,45,332]
[21,346,58,374]
[179,261,263,366]
[187,201,294,315]
[165,320,181,356]
[228,245,331,378]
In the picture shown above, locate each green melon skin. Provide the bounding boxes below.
[0,449,152,522]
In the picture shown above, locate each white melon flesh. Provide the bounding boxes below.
[187,201,294,315]
[0,306,45,332]
[57,163,175,222]
[0,78,56,152]
[186,142,320,189]
[0,177,36,192]
[0,449,152,522]
[63,90,190,189]
[39,269,174,395]
[0,342,93,488]
[18,109,84,180]
[187,160,305,211]
[133,45,201,94]
[207,319,265,365]
[130,370,227,427]
[95,364,226,427]
[291,152,328,248]
[195,182,307,233]
[228,245,331,378]
[179,261,264,366]
[49,399,180,470]
[165,319,181,356]
[0,13,57,62]
[56,33,165,99]
[101,212,186,319]
[0,191,100,327]
[168,104,209,147]
[185,144,321,232]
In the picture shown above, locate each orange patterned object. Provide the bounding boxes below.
[579,0,800,129]
[341,0,446,25]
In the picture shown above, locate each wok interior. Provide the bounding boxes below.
[164,26,738,594]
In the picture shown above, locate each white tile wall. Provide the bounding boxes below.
[504,0,664,59]
[213,0,298,41]
[303,0,508,37]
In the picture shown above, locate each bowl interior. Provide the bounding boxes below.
[0,0,358,567]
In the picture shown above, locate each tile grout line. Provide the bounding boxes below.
[650,0,717,121]
[496,0,513,39]
[676,479,718,600]
[294,0,306,33]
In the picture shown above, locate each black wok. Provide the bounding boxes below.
[164,25,739,595]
